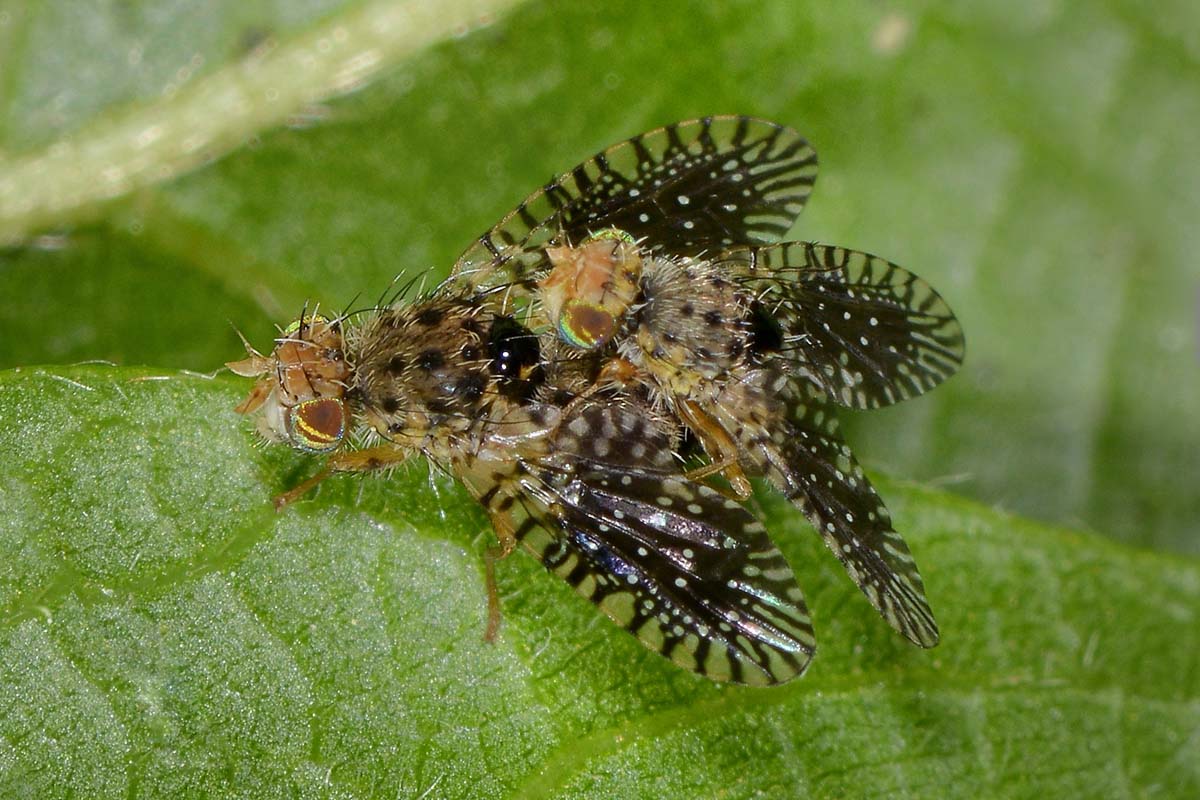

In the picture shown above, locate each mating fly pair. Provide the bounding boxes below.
[230,117,964,686]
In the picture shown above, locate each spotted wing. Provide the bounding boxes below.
[729,242,965,408]
[722,373,939,647]
[480,402,815,685]
[453,116,818,292]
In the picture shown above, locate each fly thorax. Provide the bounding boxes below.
[632,257,752,394]
[354,296,496,444]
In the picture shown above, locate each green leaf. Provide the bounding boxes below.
[1,365,1197,799]
[0,2,1196,554]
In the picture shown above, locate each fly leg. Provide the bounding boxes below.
[483,511,518,642]
[560,356,641,419]
[272,444,411,510]
[677,399,753,500]
[682,457,753,502]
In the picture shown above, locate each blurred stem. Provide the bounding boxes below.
[0,0,526,246]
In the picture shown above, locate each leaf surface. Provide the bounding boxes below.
[0,366,1195,799]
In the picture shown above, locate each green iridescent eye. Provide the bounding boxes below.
[282,314,329,338]
[557,300,617,350]
[583,227,636,245]
[285,398,345,452]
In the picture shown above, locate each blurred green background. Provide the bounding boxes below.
[2,0,1196,556]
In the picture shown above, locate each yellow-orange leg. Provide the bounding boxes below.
[682,457,753,502]
[483,511,518,642]
[677,399,753,500]
[272,444,411,510]
[596,356,642,386]
[558,356,644,422]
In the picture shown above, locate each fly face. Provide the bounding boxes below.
[227,314,349,453]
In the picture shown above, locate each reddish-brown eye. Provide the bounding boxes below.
[559,300,616,350]
[285,398,345,452]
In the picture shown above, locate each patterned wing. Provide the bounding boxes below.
[719,372,939,647]
[729,242,965,408]
[476,402,816,685]
[453,116,818,292]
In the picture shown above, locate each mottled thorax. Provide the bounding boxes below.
[353,295,496,446]
[628,256,752,396]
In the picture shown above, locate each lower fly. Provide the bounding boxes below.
[229,282,816,685]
